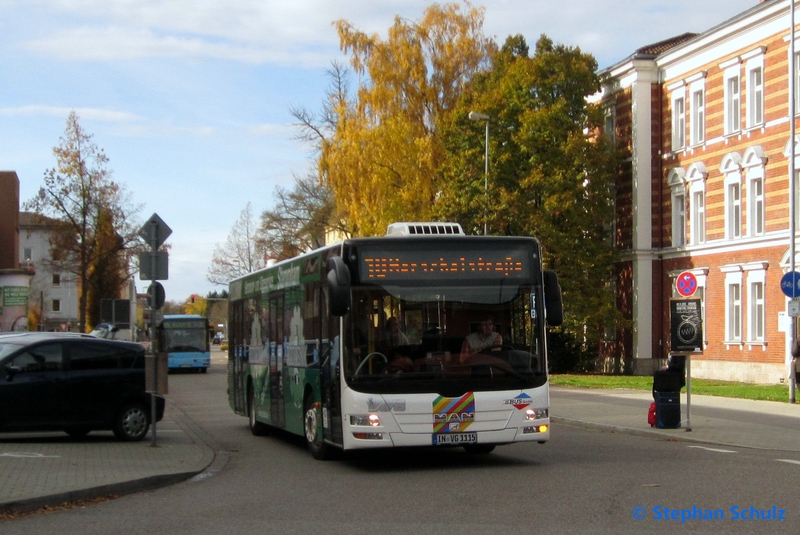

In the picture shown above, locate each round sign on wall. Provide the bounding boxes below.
[676,271,698,297]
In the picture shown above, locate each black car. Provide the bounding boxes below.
[0,332,165,441]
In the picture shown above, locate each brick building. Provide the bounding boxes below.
[598,0,800,383]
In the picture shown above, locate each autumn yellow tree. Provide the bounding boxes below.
[25,111,141,332]
[322,2,494,236]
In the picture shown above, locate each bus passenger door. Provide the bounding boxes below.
[269,293,285,428]
[321,308,343,446]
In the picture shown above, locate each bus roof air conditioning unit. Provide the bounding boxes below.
[386,222,465,236]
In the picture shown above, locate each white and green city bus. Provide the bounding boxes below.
[227,222,563,459]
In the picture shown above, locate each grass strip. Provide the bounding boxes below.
[550,374,792,402]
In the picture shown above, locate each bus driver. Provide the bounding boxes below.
[460,317,502,363]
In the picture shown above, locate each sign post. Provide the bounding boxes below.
[780,271,800,404]
[672,271,700,431]
[138,213,171,446]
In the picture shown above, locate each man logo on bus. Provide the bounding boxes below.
[433,392,475,433]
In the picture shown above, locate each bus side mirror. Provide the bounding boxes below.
[543,270,564,327]
[327,256,351,316]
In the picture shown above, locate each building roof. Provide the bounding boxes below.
[634,33,699,56]
[19,211,62,228]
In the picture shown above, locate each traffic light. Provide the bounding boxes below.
[191,294,196,304]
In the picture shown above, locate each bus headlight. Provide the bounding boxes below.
[350,414,381,427]
[525,408,549,421]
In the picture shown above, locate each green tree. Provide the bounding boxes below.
[24,111,141,332]
[322,1,495,236]
[435,35,624,357]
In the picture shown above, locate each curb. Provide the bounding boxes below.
[0,404,221,516]
[552,416,800,453]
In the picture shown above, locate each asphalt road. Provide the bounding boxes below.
[1,349,796,535]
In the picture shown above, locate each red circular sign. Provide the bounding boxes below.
[676,271,698,297]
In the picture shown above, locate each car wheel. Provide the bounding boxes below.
[64,427,91,438]
[113,403,150,442]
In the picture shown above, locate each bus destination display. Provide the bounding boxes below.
[360,250,530,281]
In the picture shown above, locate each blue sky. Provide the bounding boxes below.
[0,0,758,302]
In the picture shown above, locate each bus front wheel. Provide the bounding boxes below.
[304,395,333,460]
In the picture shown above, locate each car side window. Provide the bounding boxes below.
[8,343,64,373]
[69,342,120,370]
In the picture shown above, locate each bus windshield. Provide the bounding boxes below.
[341,281,545,395]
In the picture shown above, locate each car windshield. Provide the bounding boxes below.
[0,342,25,360]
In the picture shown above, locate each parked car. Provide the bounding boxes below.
[89,323,119,339]
[212,332,223,344]
[0,332,165,441]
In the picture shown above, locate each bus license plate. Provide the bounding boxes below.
[432,432,477,445]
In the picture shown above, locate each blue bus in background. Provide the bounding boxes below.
[158,314,211,372]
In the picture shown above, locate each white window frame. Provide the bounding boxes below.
[52,299,61,313]
[687,163,707,245]
[721,153,743,240]
[746,267,766,344]
[690,80,705,146]
[724,66,741,135]
[668,168,686,247]
[744,146,768,237]
[795,51,800,113]
[722,266,743,344]
[726,179,742,239]
[746,56,764,128]
[671,88,686,151]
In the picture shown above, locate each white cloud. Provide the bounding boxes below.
[0,105,144,122]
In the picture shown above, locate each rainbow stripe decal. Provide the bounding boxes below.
[433,392,475,433]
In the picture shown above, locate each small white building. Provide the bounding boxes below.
[19,212,80,331]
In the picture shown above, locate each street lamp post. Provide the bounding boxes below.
[469,111,490,235]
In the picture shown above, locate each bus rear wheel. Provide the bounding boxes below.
[304,395,333,460]
[248,384,269,436]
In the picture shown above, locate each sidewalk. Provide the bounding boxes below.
[550,386,800,452]
[2,386,798,515]
[0,402,217,515]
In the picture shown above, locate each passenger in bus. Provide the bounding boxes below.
[460,317,502,363]
[385,317,409,347]
[384,317,412,372]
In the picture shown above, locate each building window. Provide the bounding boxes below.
[721,154,743,240]
[690,84,705,145]
[724,69,741,135]
[671,93,685,151]
[796,170,800,231]
[726,279,742,343]
[795,52,800,112]
[672,192,685,246]
[726,181,742,239]
[52,299,61,313]
[52,273,61,287]
[747,63,764,127]
[603,106,616,144]
[687,163,708,246]
[692,190,706,244]
[744,146,768,237]
[23,248,32,261]
[748,280,765,343]
[668,168,686,247]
